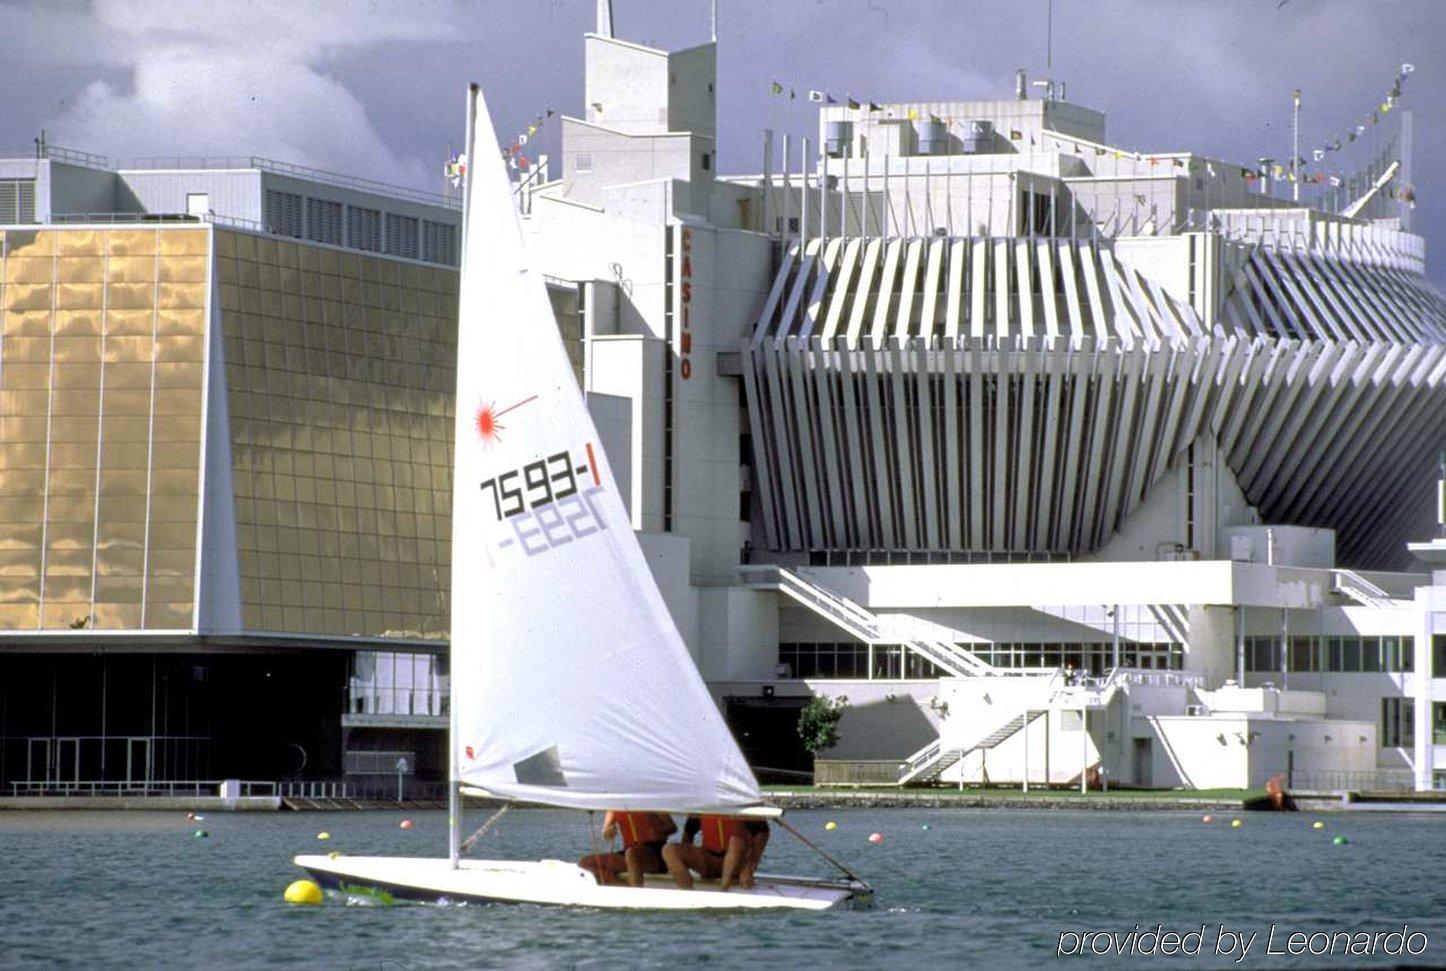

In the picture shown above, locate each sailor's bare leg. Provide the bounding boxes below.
[738,827,768,889]
[662,842,695,889]
[719,836,748,892]
[579,851,627,886]
[624,844,665,888]
[664,843,724,889]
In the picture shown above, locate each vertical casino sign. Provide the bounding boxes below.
[679,228,693,380]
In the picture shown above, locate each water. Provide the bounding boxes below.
[3,808,1445,969]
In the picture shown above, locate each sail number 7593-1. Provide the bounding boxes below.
[479,443,601,520]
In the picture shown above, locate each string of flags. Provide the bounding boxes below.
[446,108,556,185]
[763,63,1418,207]
[1283,63,1415,186]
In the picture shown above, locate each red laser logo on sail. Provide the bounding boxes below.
[474,395,538,446]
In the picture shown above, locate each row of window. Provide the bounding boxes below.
[777,643,942,680]
[263,190,457,266]
[776,640,1184,680]
[966,642,1183,674]
[1244,635,1414,674]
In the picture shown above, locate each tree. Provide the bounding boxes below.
[797,695,849,757]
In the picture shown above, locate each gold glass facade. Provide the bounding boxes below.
[0,227,208,630]
[215,231,455,638]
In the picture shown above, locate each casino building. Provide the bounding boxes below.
[5,5,1446,796]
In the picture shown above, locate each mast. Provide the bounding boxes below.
[450,82,480,870]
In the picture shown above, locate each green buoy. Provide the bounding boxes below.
[1332,835,1348,845]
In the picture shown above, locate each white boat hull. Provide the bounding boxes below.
[294,854,871,911]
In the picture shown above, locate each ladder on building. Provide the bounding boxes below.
[897,709,1047,785]
[738,564,997,677]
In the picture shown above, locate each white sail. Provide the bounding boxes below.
[448,87,763,813]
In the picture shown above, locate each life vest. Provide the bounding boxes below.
[614,812,669,848]
[699,815,750,854]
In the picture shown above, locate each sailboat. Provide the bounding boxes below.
[293,85,872,911]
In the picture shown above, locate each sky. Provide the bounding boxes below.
[1,0,1442,283]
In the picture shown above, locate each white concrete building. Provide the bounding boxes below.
[521,15,1444,791]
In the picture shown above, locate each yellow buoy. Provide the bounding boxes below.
[824,821,837,831]
[316,832,331,841]
[1312,820,1325,830]
[283,879,324,905]
[327,851,341,860]
[1230,819,1243,828]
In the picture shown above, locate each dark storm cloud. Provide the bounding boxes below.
[1,0,1441,281]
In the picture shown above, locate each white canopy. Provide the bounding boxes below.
[448,87,764,814]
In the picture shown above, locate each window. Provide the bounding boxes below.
[264,189,303,237]
[701,152,711,171]
[421,220,458,265]
[1382,697,1413,747]
[575,153,593,173]
[385,213,418,259]
[0,179,36,223]
[1251,634,1415,673]
[306,198,343,245]
[347,205,382,252]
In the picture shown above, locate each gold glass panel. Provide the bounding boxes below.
[5,257,55,285]
[106,230,158,257]
[144,602,193,628]
[42,602,93,628]
[4,309,53,336]
[157,228,209,256]
[55,231,103,257]
[106,256,155,284]
[91,602,141,629]
[106,283,156,311]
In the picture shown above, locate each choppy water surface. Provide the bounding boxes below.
[2,807,1444,969]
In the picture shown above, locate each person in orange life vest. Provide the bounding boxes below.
[662,814,769,891]
[578,811,676,887]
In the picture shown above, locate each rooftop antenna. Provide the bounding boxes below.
[711,0,717,42]
[1046,0,1053,75]
[597,0,614,38]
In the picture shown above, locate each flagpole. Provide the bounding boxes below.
[1292,88,1301,203]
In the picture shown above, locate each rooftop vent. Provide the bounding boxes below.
[914,118,948,156]
[825,120,853,159]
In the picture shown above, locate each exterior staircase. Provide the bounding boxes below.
[739,564,997,677]
[898,709,1047,785]
[1331,569,1399,608]
[897,668,1132,785]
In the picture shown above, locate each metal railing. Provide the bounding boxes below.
[51,211,202,224]
[814,759,908,786]
[7,779,280,798]
[1289,769,1417,792]
[1,144,111,168]
[1332,569,1399,608]
[117,155,458,209]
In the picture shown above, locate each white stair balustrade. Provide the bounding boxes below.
[897,708,1048,785]
[739,565,1002,677]
[1331,569,1399,608]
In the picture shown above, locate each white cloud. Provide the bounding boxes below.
[42,0,465,186]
